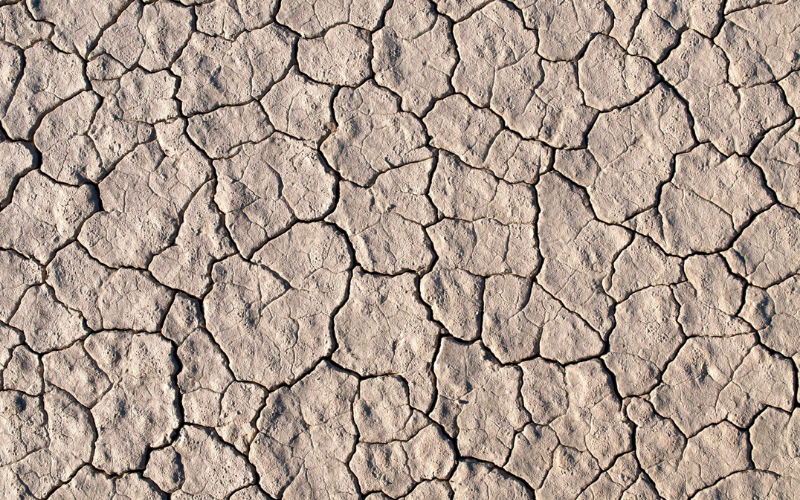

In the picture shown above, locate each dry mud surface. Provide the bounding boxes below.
[0,0,799,499]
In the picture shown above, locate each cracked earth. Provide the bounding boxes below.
[0,0,799,498]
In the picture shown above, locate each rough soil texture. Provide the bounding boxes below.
[1,0,799,499]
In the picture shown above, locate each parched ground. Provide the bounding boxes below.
[0,0,799,498]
